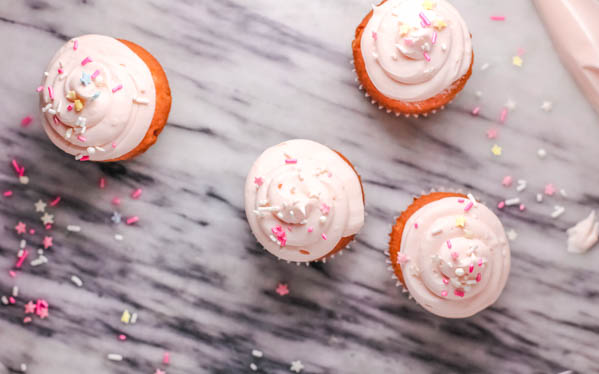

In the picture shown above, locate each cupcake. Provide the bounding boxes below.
[39,34,172,161]
[388,192,510,318]
[245,139,365,263]
[352,0,473,116]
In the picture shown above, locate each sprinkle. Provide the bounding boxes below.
[112,197,121,205]
[371,30,377,40]
[91,69,101,79]
[491,144,502,156]
[71,275,83,287]
[80,72,92,86]
[74,99,83,112]
[15,222,27,235]
[112,142,117,148]
[414,223,418,229]
[399,24,411,36]
[285,159,297,164]
[77,135,87,142]
[519,204,526,211]
[462,201,474,213]
[423,52,431,61]
[455,215,466,228]
[516,179,527,192]
[476,273,482,282]
[67,225,81,232]
[99,177,106,189]
[115,234,124,241]
[126,216,139,225]
[271,225,287,246]
[486,128,498,139]
[541,101,553,112]
[21,116,33,127]
[67,90,77,100]
[504,197,521,206]
[433,18,447,30]
[67,105,73,111]
[322,233,327,240]
[499,108,508,124]
[276,283,289,296]
[537,148,547,159]
[290,360,304,373]
[422,0,436,10]
[507,229,518,241]
[81,57,92,66]
[471,106,480,116]
[512,55,523,67]
[455,268,465,276]
[163,352,170,364]
[478,258,483,267]
[131,188,143,199]
[490,15,505,21]
[502,176,513,187]
[58,68,64,74]
[442,277,449,285]
[121,309,131,324]
[3,190,13,197]
[112,84,123,93]
[320,203,331,215]
[497,201,505,209]
[107,354,123,361]
[544,183,556,196]
[441,290,448,297]
[133,97,150,104]
[446,240,452,249]
[450,251,459,261]
[36,86,43,92]
[48,86,54,100]
[43,236,53,249]
[419,12,431,26]
[50,196,61,206]
[536,193,543,203]
[454,289,465,297]
[431,228,442,236]
[118,334,127,341]
[551,205,565,219]
[24,301,36,313]
[397,253,409,264]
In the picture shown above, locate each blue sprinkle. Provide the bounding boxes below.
[92,92,101,100]
[80,72,92,86]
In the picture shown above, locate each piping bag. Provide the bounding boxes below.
[533,0,599,115]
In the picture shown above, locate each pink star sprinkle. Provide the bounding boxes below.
[454,289,465,297]
[81,56,92,66]
[502,176,513,187]
[476,273,482,282]
[450,251,459,260]
[276,283,289,296]
[3,190,13,197]
[544,184,556,196]
[254,177,264,187]
[131,188,143,199]
[441,290,448,297]
[38,308,49,319]
[15,222,27,235]
[126,216,139,225]
[43,236,53,249]
[320,203,330,215]
[486,128,498,139]
[163,352,170,365]
[21,116,33,127]
[154,370,166,374]
[397,253,409,264]
[24,301,35,314]
[271,225,287,246]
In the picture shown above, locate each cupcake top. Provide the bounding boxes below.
[399,196,510,318]
[40,34,157,161]
[245,139,364,262]
[360,0,472,102]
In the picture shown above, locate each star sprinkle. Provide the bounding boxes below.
[254,177,264,187]
[544,184,556,196]
[541,101,553,112]
[422,0,436,10]
[433,18,447,30]
[512,56,523,67]
[38,308,49,319]
[154,370,166,374]
[80,71,92,86]
[399,24,411,36]
[66,90,77,100]
[491,144,502,156]
[15,222,27,235]
[507,229,518,241]
[276,283,289,296]
[74,99,83,112]
[43,236,53,249]
[111,212,122,224]
[486,128,498,139]
[41,212,54,225]
[290,360,304,373]
[502,176,513,187]
[455,215,466,228]
[320,203,331,215]
[121,309,131,324]
[34,199,47,212]
[504,98,517,111]
[24,301,35,314]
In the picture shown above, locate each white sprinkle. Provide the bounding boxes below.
[319,216,327,223]
[107,354,123,361]
[133,97,150,104]
[1,296,8,305]
[455,268,465,276]
[30,256,48,267]
[560,189,568,197]
[71,275,83,287]
[504,99,517,111]
[47,108,57,115]
[20,363,27,372]
[42,103,52,112]
[507,229,518,241]
[12,286,19,297]
[87,147,96,154]
[250,363,258,371]
[20,240,26,249]
[95,146,105,152]
[130,312,138,324]
[44,71,49,76]
[466,280,477,285]
[276,212,284,219]
[467,193,477,206]
[537,148,547,159]
[252,349,263,358]
[516,180,527,192]
[65,128,73,139]
[475,90,483,98]
[56,101,63,113]
[536,193,543,203]
[115,234,124,241]
[80,126,87,134]
[541,100,553,112]
[431,228,443,236]
[504,197,521,206]
[67,225,81,232]
[75,154,84,160]
[441,43,447,51]
[17,249,24,257]
[480,62,490,71]
[551,205,566,219]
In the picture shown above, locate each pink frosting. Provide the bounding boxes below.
[399,197,510,318]
[244,140,364,262]
[40,35,156,161]
[534,0,599,115]
[360,0,472,102]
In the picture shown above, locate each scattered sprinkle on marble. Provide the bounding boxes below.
[252,349,263,358]
[290,360,304,373]
[541,101,553,112]
[71,275,83,287]
[491,144,502,156]
[512,55,523,67]
[276,283,289,296]
[502,176,513,187]
[490,15,505,21]
[544,183,556,196]
[107,353,123,361]
[551,205,566,219]
[486,128,498,139]
[537,148,547,159]
[21,116,33,127]
[507,229,518,241]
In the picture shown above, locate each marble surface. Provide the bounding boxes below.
[1,0,598,373]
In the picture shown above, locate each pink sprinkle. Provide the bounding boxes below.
[500,107,508,123]
[163,352,170,365]
[447,240,452,249]
[99,178,106,189]
[45,224,52,230]
[73,40,78,50]
[404,38,414,46]
[471,106,480,116]
[126,216,139,225]
[77,135,87,142]
[21,116,33,127]
[307,227,313,233]
[9,271,16,278]
[48,86,54,100]
[50,196,61,206]
[91,69,100,79]
[58,68,64,74]
[9,297,15,304]
[423,52,431,62]
[517,47,526,56]
[322,233,327,240]
[112,84,123,93]
[16,250,29,268]
[414,223,418,229]
[490,15,506,21]
[464,201,474,212]
[12,159,24,176]
[432,31,437,44]
[29,229,35,235]
[420,20,427,28]
[469,264,474,273]
[457,199,465,203]
[450,251,459,260]
[419,12,431,26]
[371,30,377,40]
[23,317,32,324]
[519,204,526,211]
[441,290,448,297]
[79,156,90,161]
[112,143,117,148]
[254,177,263,187]
[271,225,287,246]
[454,289,465,297]
[36,86,43,92]
[131,188,143,199]
[497,201,505,209]
[478,258,484,267]
[320,203,331,215]
[81,56,92,66]
[285,159,297,164]
[502,175,513,187]
[397,253,409,264]
[3,190,13,197]
[118,334,127,341]
[67,105,73,112]
[476,273,482,282]
[442,277,449,285]
[53,115,59,125]
[112,197,121,205]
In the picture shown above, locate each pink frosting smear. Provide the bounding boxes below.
[244,140,365,262]
[399,197,510,318]
[39,35,156,161]
[534,0,599,115]
[360,0,472,102]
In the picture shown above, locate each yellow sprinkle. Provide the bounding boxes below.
[74,99,83,112]
[121,309,131,324]
[433,19,447,30]
[66,90,77,101]
[456,216,466,228]
[399,24,411,36]
[422,0,436,10]
[512,56,523,67]
[491,144,502,156]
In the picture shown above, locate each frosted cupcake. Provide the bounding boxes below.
[352,0,473,116]
[388,192,510,318]
[245,139,365,263]
[39,34,172,161]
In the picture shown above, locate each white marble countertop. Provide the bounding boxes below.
[1,0,598,373]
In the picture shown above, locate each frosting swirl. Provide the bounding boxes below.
[360,0,472,101]
[399,196,510,318]
[245,140,364,262]
[40,35,156,161]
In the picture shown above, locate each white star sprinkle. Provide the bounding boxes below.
[507,229,518,241]
[111,212,122,224]
[290,360,304,373]
[541,101,553,112]
[34,199,47,212]
[41,212,55,225]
